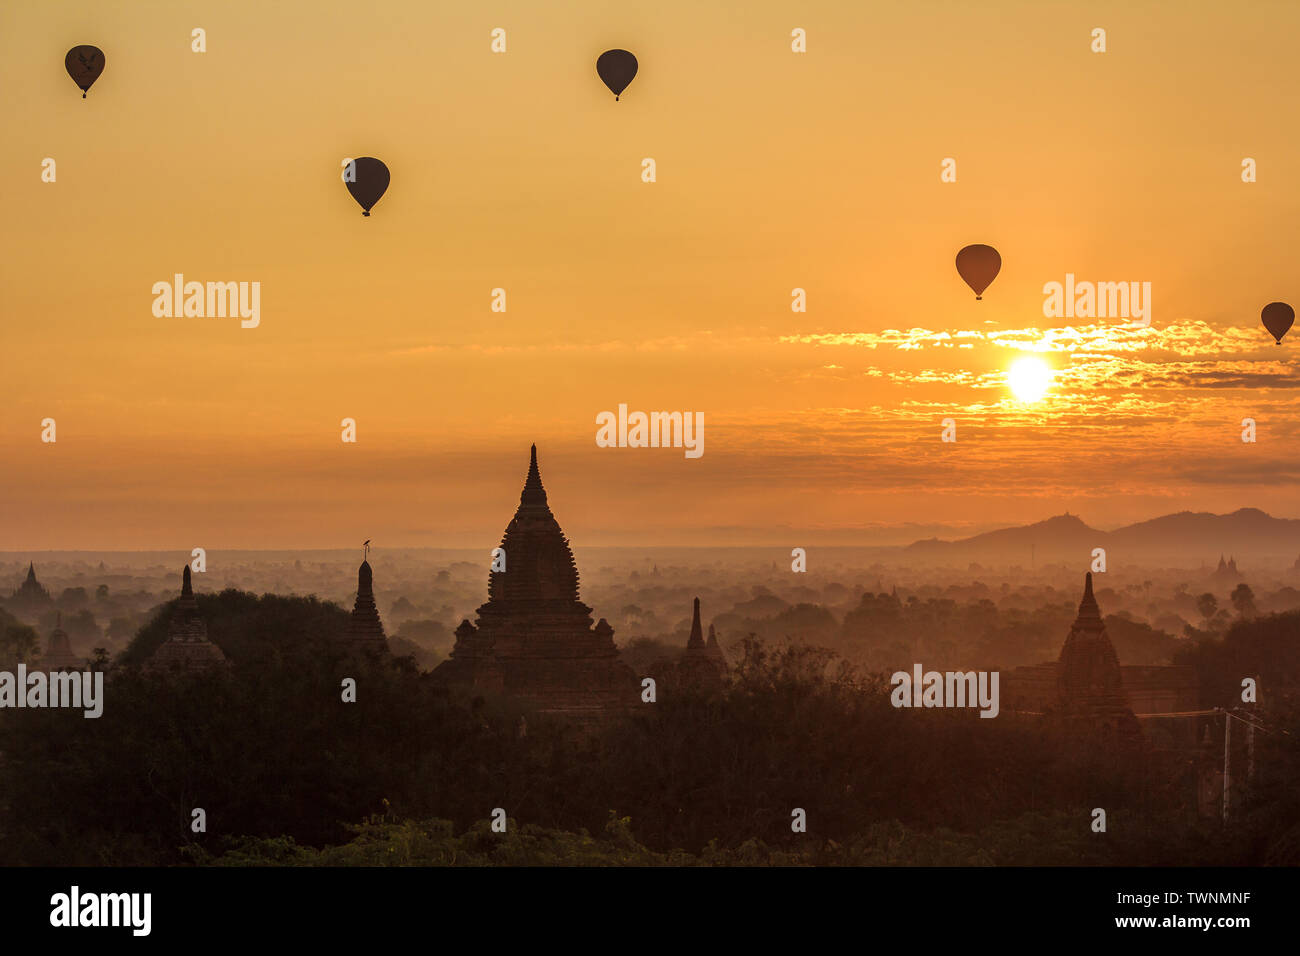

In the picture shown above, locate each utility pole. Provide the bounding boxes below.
[1247,719,1255,785]
[1222,709,1231,823]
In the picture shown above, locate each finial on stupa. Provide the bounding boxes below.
[1077,571,1101,621]
[363,539,371,561]
[520,443,548,508]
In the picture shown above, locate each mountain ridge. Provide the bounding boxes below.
[904,507,1300,564]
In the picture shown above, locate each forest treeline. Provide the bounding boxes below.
[0,589,1297,866]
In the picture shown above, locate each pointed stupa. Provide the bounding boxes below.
[485,444,581,606]
[1057,572,1138,734]
[13,561,52,604]
[347,558,388,653]
[521,443,547,508]
[179,564,198,610]
[432,444,637,723]
[663,596,728,687]
[687,597,706,649]
[41,611,82,671]
[704,622,728,673]
[151,566,227,672]
[168,565,206,641]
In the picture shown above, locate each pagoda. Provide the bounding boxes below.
[11,562,53,610]
[705,622,728,673]
[149,566,228,672]
[345,556,389,655]
[1212,554,1241,582]
[1056,572,1139,735]
[652,598,729,691]
[40,613,83,671]
[431,445,637,721]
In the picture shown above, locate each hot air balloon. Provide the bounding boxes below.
[344,157,390,217]
[65,45,104,98]
[1261,302,1294,345]
[955,244,1001,300]
[597,49,638,100]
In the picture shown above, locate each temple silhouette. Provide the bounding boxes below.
[147,566,228,672]
[651,597,729,691]
[345,557,389,656]
[1056,572,1141,735]
[1004,572,1194,729]
[431,445,641,722]
[39,612,83,672]
[11,562,52,611]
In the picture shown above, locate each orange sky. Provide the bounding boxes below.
[2,0,1299,550]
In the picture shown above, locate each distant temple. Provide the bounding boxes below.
[345,558,389,655]
[1213,555,1241,581]
[39,613,82,672]
[652,598,729,691]
[11,562,53,609]
[1004,572,1194,730]
[149,566,228,672]
[431,445,637,722]
[1056,573,1141,735]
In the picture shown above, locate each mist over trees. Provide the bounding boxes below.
[1,585,1298,866]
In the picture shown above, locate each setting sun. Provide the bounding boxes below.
[1007,357,1053,403]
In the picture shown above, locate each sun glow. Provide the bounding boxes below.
[1007,357,1053,402]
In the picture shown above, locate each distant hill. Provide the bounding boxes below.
[903,508,1300,567]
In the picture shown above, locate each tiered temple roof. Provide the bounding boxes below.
[11,562,52,607]
[149,566,228,672]
[1057,572,1139,735]
[346,559,389,655]
[432,445,637,722]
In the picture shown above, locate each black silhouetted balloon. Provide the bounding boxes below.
[344,157,390,217]
[1261,302,1294,345]
[597,49,638,100]
[65,45,104,98]
[955,244,1001,300]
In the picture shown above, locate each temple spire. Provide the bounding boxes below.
[706,622,719,649]
[1077,570,1100,622]
[167,565,208,643]
[688,597,705,649]
[178,565,199,612]
[347,557,388,653]
[520,443,548,508]
[487,444,582,605]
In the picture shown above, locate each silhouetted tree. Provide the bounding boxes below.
[1197,592,1218,627]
